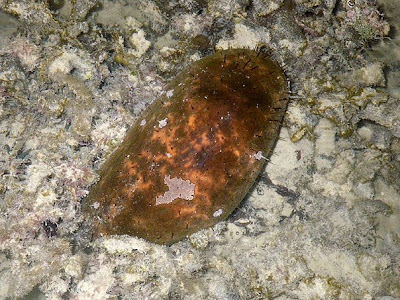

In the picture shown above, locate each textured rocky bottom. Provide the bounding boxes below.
[0,0,399,299]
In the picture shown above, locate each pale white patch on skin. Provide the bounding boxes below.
[166,90,174,98]
[156,175,195,205]
[213,208,223,217]
[158,118,168,128]
[140,119,146,126]
[252,151,267,161]
[92,202,100,209]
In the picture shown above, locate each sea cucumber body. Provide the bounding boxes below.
[86,49,289,244]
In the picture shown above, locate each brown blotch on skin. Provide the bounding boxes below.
[84,48,289,245]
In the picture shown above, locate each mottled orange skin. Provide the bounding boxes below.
[85,49,289,244]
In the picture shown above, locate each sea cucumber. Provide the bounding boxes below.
[85,48,289,244]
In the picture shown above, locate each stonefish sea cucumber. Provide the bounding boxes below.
[85,48,289,244]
